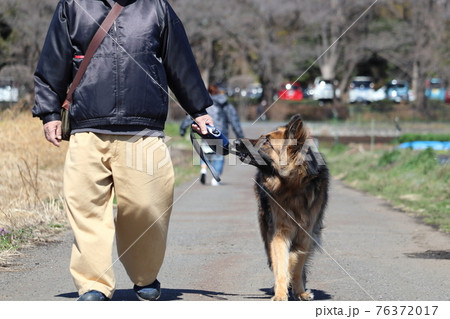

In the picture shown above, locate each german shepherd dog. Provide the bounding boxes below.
[235,114,329,301]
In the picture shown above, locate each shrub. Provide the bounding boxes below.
[402,148,438,174]
[378,149,401,166]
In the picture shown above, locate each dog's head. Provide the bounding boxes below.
[235,114,324,178]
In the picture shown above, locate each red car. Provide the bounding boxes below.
[277,82,303,101]
[445,88,450,104]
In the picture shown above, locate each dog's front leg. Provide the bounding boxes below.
[269,233,291,301]
[291,251,314,301]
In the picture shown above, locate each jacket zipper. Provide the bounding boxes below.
[113,20,121,118]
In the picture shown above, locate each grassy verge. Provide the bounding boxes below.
[0,107,68,265]
[322,144,450,232]
[0,108,67,260]
[164,121,199,186]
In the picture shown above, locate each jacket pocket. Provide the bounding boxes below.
[72,55,84,76]
[151,64,168,106]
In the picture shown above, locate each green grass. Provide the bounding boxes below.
[396,133,450,143]
[0,223,66,257]
[164,121,182,138]
[322,145,450,232]
[0,227,34,251]
[0,228,14,251]
[164,122,192,147]
[165,121,200,185]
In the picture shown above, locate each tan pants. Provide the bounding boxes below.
[63,132,174,299]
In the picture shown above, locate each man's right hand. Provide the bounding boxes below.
[43,120,62,147]
[192,114,214,135]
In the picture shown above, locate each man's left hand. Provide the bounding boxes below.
[43,120,62,147]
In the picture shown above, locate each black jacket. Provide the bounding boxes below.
[33,0,212,131]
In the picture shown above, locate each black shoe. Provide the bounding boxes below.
[134,279,161,301]
[78,290,109,301]
[200,172,206,184]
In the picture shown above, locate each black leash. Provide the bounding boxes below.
[190,127,222,182]
[189,122,240,182]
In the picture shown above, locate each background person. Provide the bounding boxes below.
[180,83,244,186]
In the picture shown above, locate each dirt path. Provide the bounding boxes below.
[0,123,449,301]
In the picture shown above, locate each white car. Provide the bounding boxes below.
[312,77,335,103]
[348,76,375,103]
[0,85,19,102]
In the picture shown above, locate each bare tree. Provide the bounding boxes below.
[222,0,305,102]
[0,0,58,91]
[1,0,448,109]
[300,0,378,99]
[170,0,245,85]
[372,0,450,110]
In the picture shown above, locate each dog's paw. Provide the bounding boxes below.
[271,294,288,301]
[297,290,314,301]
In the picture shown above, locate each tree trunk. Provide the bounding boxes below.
[320,62,337,80]
[412,60,427,112]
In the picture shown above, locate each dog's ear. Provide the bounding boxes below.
[284,114,307,142]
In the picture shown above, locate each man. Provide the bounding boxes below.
[33,0,213,301]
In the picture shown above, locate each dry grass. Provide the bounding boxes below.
[0,107,67,258]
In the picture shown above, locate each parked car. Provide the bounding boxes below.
[312,77,335,103]
[386,79,409,102]
[425,78,446,101]
[348,76,375,103]
[241,83,263,100]
[0,85,19,102]
[372,86,387,101]
[277,82,303,101]
[445,88,450,104]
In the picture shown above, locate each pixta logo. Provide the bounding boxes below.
[126,130,171,175]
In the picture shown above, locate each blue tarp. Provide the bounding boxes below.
[396,141,450,151]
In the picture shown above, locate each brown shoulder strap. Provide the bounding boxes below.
[63,2,124,110]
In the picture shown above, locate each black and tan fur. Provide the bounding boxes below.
[235,114,329,301]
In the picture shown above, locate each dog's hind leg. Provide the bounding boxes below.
[290,250,314,301]
[269,231,293,301]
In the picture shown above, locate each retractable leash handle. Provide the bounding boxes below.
[203,125,230,156]
[190,124,230,182]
